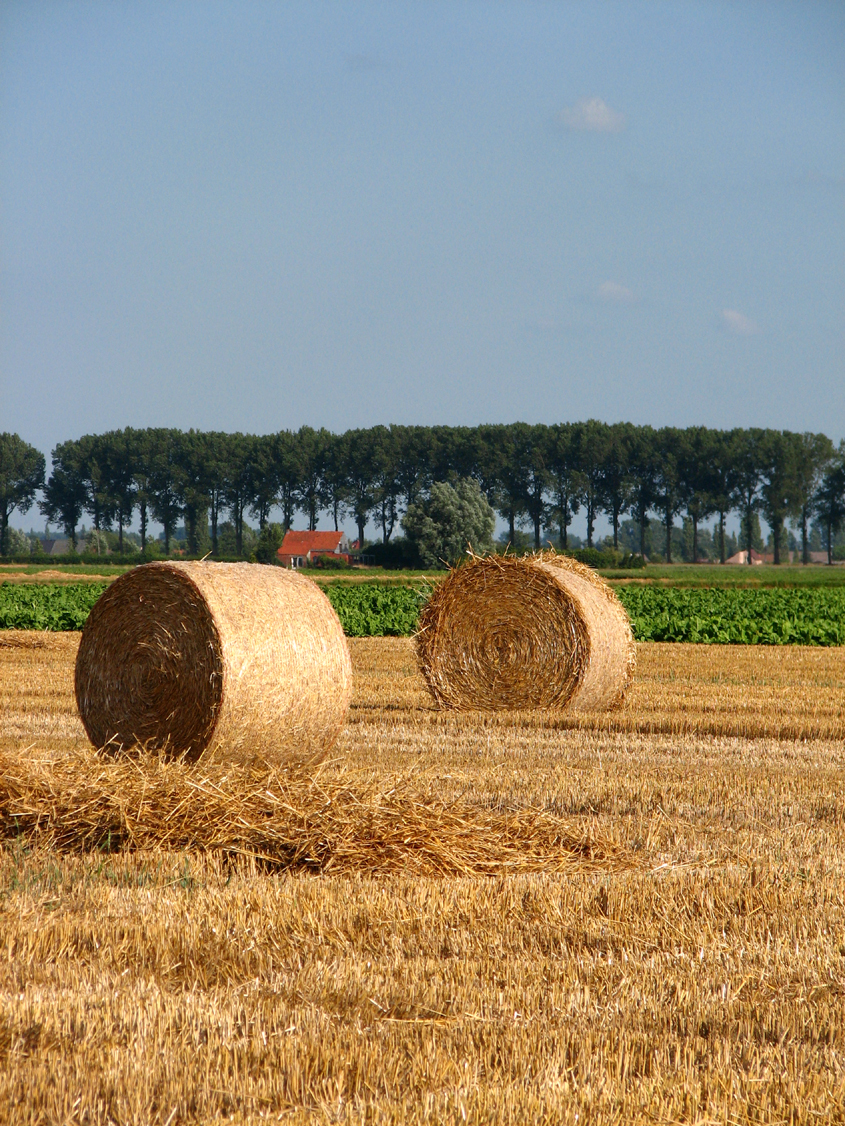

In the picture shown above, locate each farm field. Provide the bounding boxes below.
[602,563,845,587]
[0,564,132,580]
[4,559,845,587]
[4,578,845,645]
[1,633,844,1123]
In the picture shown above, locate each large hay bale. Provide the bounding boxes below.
[74,561,352,765]
[416,553,635,712]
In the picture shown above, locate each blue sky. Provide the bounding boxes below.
[2,1,843,537]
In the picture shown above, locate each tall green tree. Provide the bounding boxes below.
[391,425,434,512]
[221,433,255,555]
[758,429,803,565]
[321,432,350,532]
[0,434,45,556]
[730,428,765,564]
[147,429,185,555]
[546,423,581,549]
[101,430,137,553]
[40,440,87,549]
[202,431,234,554]
[343,429,378,548]
[597,422,634,550]
[474,423,529,545]
[789,432,834,564]
[272,430,301,533]
[520,424,551,550]
[572,420,612,549]
[175,430,215,556]
[123,428,155,552]
[813,450,845,565]
[709,430,739,563]
[75,433,117,550]
[653,427,686,563]
[678,427,718,564]
[627,426,658,559]
[369,425,401,543]
[247,434,281,531]
[293,427,329,532]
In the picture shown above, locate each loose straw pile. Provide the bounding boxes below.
[74,561,352,767]
[0,748,632,876]
[416,552,636,712]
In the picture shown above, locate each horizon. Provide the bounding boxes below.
[7,417,843,549]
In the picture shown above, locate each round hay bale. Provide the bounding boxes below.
[415,552,635,712]
[74,561,352,765]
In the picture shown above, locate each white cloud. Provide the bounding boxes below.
[597,281,635,304]
[721,309,760,336]
[557,97,626,133]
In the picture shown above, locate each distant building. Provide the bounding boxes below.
[277,530,352,568]
[726,548,796,565]
[39,538,71,556]
[808,551,833,564]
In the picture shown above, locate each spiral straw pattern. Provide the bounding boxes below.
[416,553,635,712]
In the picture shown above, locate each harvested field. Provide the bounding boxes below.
[1,632,845,1123]
[0,568,119,583]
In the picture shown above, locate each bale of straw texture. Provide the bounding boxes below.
[416,552,636,712]
[74,561,352,765]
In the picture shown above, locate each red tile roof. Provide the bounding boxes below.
[279,530,345,554]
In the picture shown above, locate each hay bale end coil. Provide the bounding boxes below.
[415,553,635,712]
[75,561,352,765]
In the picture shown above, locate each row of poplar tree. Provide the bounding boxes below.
[2,423,845,562]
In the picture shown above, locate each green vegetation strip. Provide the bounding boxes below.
[319,582,427,637]
[3,581,845,645]
[616,586,845,645]
[0,581,427,637]
[0,582,109,631]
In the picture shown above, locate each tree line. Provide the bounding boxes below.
[2,423,845,563]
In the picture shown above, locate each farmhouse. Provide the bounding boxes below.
[808,550,838,564]
[277,530,353,568]
[726,548,797,565]
[39,538,71,556]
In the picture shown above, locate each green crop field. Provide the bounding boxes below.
[617,585,845,645]
[4,578,845,644]
[320,582,427,636]
[0,582,109,631]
